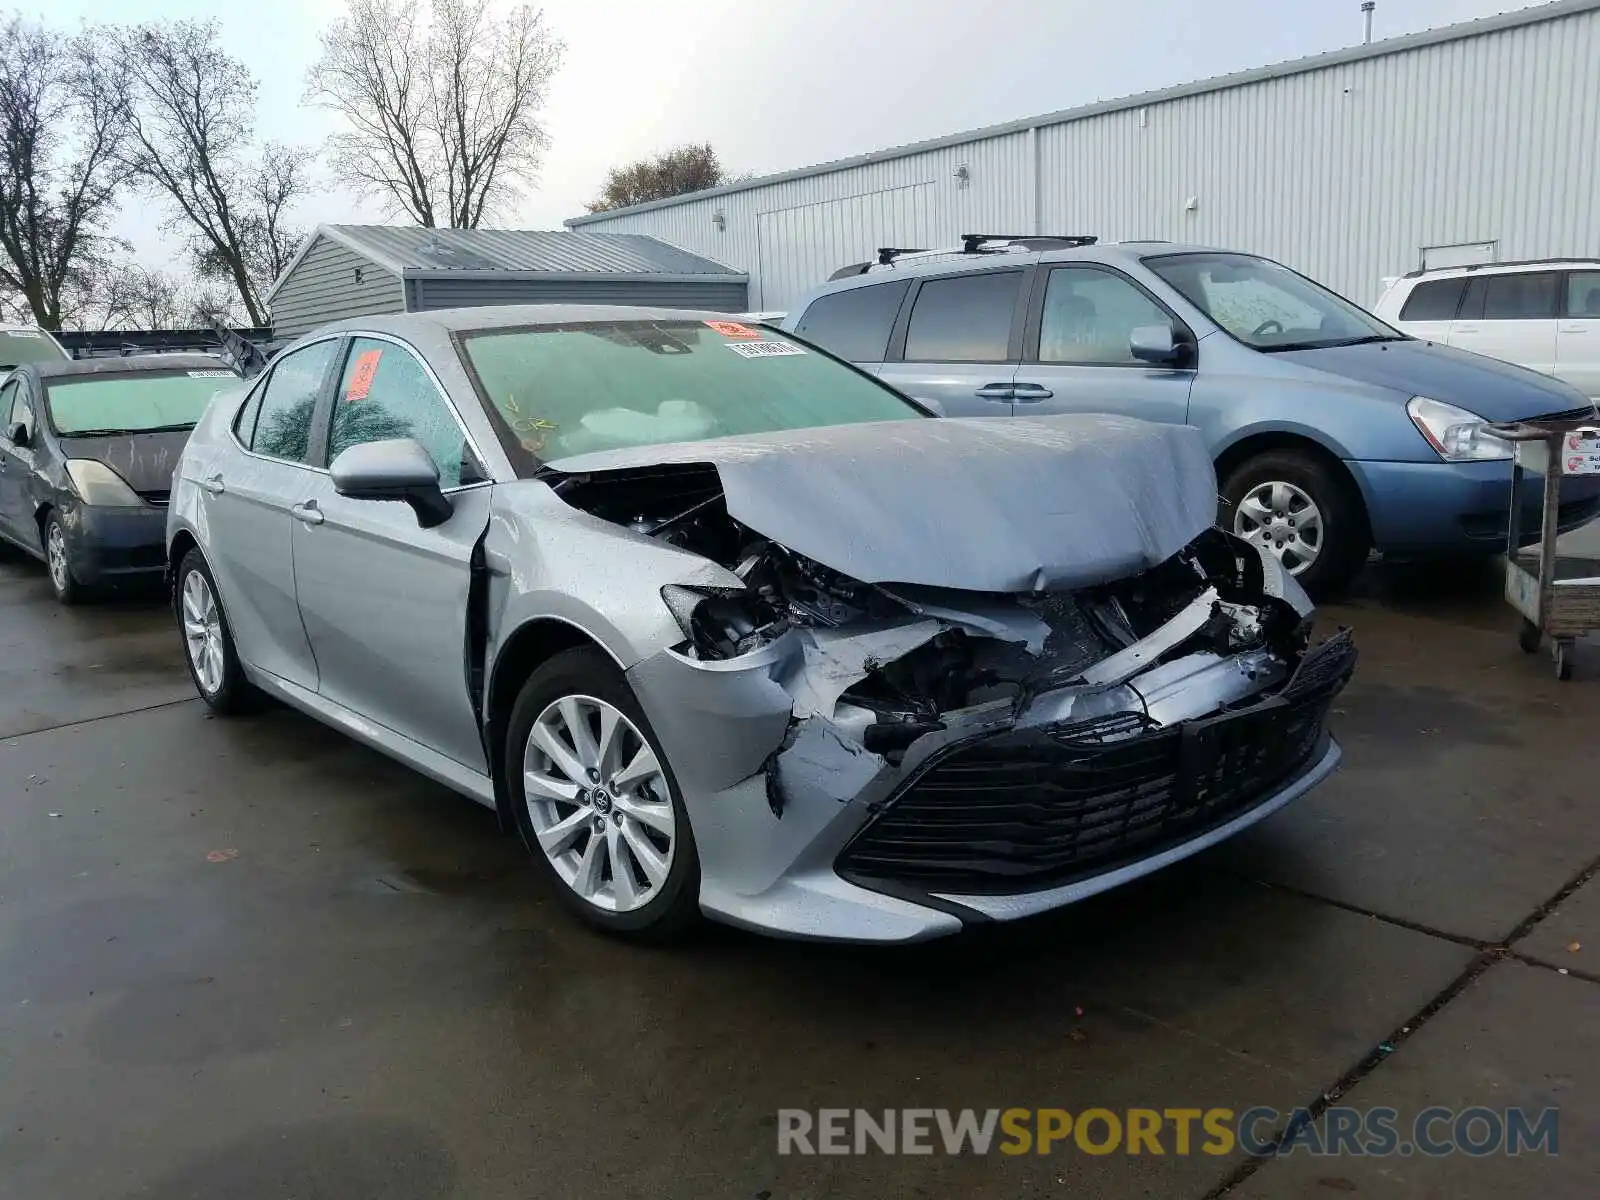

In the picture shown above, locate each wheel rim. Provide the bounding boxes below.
[181,570,226,696]
[522,695,675,914]
[1233,480,1324,575]
[46,523,68,593]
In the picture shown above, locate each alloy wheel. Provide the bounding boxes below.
[45,522,69,594]
[522,694,676,914]
[181,570,226,695]
[1233,480,1323,575]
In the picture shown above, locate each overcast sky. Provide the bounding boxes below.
[44,0,1544,266]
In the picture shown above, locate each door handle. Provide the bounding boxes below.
[1558,324,1589,334]
[290,500,324,526]
[1012,382,1055,401]
[199,474,225,495]
[1453,325,1480,334]
[974,384,1014,400]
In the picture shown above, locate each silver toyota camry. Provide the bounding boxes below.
[166,305,1355,942]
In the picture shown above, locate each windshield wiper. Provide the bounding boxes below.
[59,422,196,437]
[1258,333,1406,353]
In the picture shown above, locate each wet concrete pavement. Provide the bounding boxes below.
[1,544,1597,1199]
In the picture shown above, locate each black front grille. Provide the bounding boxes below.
[836,631,1356,895]
[137,489,170,508]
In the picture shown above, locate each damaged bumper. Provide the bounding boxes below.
[627,556,1356,944]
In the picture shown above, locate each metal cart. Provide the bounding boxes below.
[1488,416,1600,681]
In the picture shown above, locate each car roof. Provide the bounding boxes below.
[25,354,233,381]
[312,304,738,342]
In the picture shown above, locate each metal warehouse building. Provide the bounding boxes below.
[567,0,1600,311]
[268,224,748,337]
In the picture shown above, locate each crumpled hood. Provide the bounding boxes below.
[1277,339,1597,422]
[545,415,1217,592]
[57,430,190,495]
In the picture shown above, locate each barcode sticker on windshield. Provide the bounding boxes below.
[187,370,234,378]
[725,340,805,359]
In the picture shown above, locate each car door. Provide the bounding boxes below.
[1555,270,1600,399]
[790,279,911,376]
[1449,271,1560,375]
[198,338,341,691]
[1011,264,1196,424]
[0,379,30,546]
[288,335,494,772]
[878,267,1029,416]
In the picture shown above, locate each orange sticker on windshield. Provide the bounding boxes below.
[703,320,761,339]
[344,349,382,402]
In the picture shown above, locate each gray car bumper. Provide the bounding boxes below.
[63,503,169,585]
[627,608,1354,944]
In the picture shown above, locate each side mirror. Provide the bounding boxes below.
[6,422,26,447]
[1130,324,1184,365]
[330,438,453,528]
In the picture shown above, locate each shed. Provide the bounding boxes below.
[267,224,749,338]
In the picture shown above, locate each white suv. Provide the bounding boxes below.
[1374,260,1600,399]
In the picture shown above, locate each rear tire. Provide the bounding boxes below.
[174,548,260,714]
[505,646,701,940]
[1220,449,1369,598]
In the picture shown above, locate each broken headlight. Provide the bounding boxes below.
[660,584,787,659]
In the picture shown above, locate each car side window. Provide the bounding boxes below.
[903,271,1022,363]
[1399,278,1466,321]
[1462,272,1559,321]
[1037,267,1175,365]
[794,281,910,362]
[1564,271,1600,318]
[1,380,25,436]
[249,340,339,464]
[328,337,479,489]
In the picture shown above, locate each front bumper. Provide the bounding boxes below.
[628,615,1356,943]
[1349,458,1600,555]
[61,503,169,584]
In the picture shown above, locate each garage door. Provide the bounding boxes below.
[755,183,936,311]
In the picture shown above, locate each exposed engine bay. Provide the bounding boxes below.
[546,461,1320,762]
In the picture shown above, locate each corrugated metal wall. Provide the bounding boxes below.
[271,236,404,337]
[409,277,748,313]
[576,4,1600,310]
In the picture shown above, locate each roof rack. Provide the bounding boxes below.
[827,233,1099,281]
[961,233,1097,253]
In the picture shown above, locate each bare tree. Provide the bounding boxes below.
[307,0,564,227]
[0,17,130,329]
[118,20,310,326]
[585,144,744,214]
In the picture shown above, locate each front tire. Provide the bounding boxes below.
[506,646,700,939]
[174,548,259,714]
[1220,450,1369,597]
[43,513,82,605]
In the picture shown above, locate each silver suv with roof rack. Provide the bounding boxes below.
[780,235,1600,595]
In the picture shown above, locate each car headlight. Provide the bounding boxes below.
[1406,396,1510,462]
[64,459,144,506]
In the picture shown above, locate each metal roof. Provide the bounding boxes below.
[567,0,1600,227]
[266,224,744,304]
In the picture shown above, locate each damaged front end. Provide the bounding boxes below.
[545,432,1355,942]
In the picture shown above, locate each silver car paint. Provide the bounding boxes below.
[169,304,1343,943]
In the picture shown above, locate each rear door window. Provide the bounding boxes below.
[903,271,1023,363]
[1462,272,1560,320]
[1399,278,1466,321]
[248,340,339,464]
[794,281,909,362]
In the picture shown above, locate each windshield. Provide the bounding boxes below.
[0,330,67,368]
[1145,253,1403,351]
[45,370,238,435]
[459,319,927,464]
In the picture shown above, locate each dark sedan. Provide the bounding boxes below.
[0,355,240,603]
